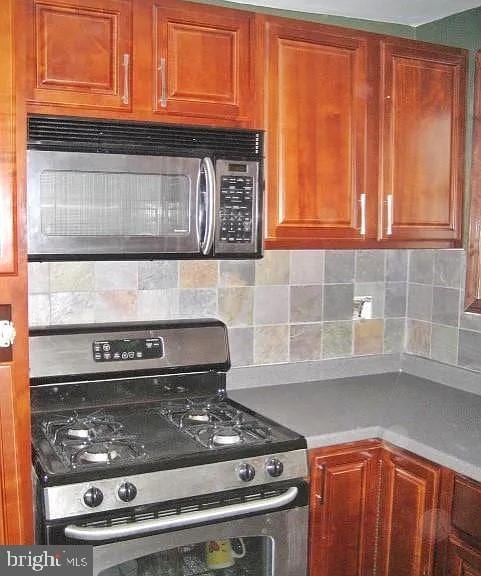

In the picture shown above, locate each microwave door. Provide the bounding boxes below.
[198,157,216,256]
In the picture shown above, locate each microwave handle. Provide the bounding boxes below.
[199,157,216,256]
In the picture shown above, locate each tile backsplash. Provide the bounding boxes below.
[28,250,407,367]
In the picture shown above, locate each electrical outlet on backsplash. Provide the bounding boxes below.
[27,249,477,372]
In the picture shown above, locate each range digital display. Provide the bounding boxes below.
[92,337,164,362]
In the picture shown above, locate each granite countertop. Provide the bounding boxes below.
[230,372,481,482]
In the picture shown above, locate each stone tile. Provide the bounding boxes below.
[432,287,460,327]
[51,292,95,324]
[353,319,384,355]
[431,324,458,365]
[355,251,385,282]
[290,285,322,322]
[384,318,405,353]
[458,329,481,371]
[407,284,432,321]
[324,250,354,283]
[179,261,218,288]
[228,327,254,367]
[409,250,434,284]
[28,262,49,293]
[322,321,353,359]
[95,291,137,322]
[289,324,322,362]
[136,289,179,320]
[254,286,289,325]
[354,282,385,318]
[406,319,431,356]
[323,284,354,321]
[290,251,324,284]
[434,250,463,288]
[386,250,408,282]
[219,261,255,287]
[179,289,217,317]
[218,287,254,327]
[385,282,407,318]
[50,262,94,292]
[138,261,178,290]
[254,325,289,365]
[28,294,50,326]
[94,261,138,291]
[255,251,289,285]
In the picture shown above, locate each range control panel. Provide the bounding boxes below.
[92,338,164,362]
[219,173,254,243]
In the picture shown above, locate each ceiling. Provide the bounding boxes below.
[227,0,481,26]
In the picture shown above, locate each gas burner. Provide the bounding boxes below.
[43,410,125,446]
[78,444,120,464]
[66,424,94,440]
[70,440,146,468]
[184,409,211,423]
[212,426,242,446]
[158,397,245,430]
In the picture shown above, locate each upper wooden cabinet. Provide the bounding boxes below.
[24,0,255,126]
[152,1,253,122]
[261,16,467,249]
[378,39,466,244]
[263,19,376,247]
[446,537,481,576]
[377,446,441,576]
[26,0,133,111]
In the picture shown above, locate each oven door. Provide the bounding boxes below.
[27,150,209,259]
[93,506,307,576]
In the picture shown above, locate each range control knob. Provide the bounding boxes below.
[238,463,256,482]
[266,458,284,478]
[83,487,103,508]
[118,482,137,503]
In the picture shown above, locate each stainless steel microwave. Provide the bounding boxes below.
[27,116,263,260]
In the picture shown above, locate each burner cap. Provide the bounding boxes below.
[187,410,211,423]
[212,427,242,446]
[67,424,92,439]
[79,445,119,464]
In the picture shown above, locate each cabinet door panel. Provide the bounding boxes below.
[309,442,381,576]
[379,41,466,243]
[265,21,371,245]
[153,2,253,121]
[378,448,440,576]
[27,0,132,110]
[447,537,481,576]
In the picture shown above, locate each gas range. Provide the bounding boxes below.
[30,320,308,549]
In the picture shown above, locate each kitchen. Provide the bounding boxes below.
[1,0,481,574]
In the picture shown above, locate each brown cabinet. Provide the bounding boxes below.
[261,16,467,249]
[447,537,481,576]
[152,0,253,122]
[378,39,466,245]
[24,0,255,126]
[26,0,133,111]
[309,441,382,576]
[263,18,376,248]
[377,446,441,576]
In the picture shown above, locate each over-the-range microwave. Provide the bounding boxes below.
[26,115,263,260]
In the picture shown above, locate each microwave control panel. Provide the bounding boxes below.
[215,159,259,254]
[92,338,164,362]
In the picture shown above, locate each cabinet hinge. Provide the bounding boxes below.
[0,320,16,348]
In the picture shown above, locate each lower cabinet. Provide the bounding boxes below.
[309,442,441,576]
[446,537,481,576]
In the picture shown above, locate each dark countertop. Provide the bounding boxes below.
[230,372,481,482]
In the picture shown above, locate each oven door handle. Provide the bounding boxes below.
[64,486,298,542]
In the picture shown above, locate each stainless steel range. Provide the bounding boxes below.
[30,320,308,576]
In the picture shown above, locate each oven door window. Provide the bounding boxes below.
[98,536,273,576]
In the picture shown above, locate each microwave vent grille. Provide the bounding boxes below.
[28,115,263,160]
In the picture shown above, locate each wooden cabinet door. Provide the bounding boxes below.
[264,19,375,248]
[378,447,441,576]
[152,0,253,123]
[0,0,34,544]
[379,39,466,245]
[26,0,132,111]
[447,537,481,576]
[309,441,382,576]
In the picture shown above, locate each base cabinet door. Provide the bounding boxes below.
[379,39,466,245]
[309,442,381,576]
[377,447,441,576]
[446,537,481,576]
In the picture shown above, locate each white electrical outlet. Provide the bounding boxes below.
[353,296,373,320]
